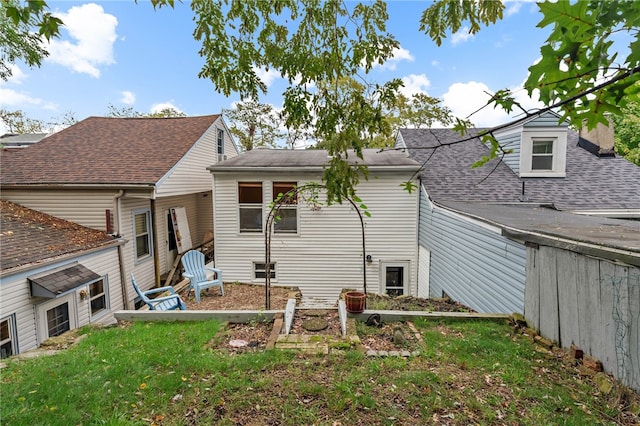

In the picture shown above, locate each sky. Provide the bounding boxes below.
[1,0,552,137]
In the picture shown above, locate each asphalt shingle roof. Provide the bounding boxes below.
[0,200,119,272]
[400,128,640,211]
[0,115,220,186]
[208,148,421,171]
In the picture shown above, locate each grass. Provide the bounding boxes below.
[2,318,638,425]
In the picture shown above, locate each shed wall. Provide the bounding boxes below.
[418,191,527,313]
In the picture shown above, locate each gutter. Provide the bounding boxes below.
[206,165,422,174]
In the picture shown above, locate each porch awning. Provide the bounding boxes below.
[28,263,100,298]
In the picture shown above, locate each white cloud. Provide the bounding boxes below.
[399,74,431,97]
[505,2,522,16]
[442,81,542,127]
[431,60,440,67]
[150,101,182,114]
[374,46,414,71]
[254,67,281,88]
[120,91,136,105]
[451,27,473,46]
[47,4,118,78]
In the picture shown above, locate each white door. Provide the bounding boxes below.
[418,246,431,298]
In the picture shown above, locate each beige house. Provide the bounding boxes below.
[207,149,421,303]
[0,200,124,356]
[1,115,239,305]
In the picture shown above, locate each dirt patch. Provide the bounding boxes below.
[180,282,298,310]
[365,292,474,312]
[358,321,423,352]
[290,309,342,336]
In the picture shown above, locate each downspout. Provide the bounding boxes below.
[150,198,161,288]
[113,190,131,309]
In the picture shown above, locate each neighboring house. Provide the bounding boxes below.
[207,148,421,302]
[0,133,49,149]
[0,200,124,357]
[0,115,239,305]
[398,111,640,314]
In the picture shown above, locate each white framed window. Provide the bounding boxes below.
[37,294,77,344]
[273,182,298,234]
[217,129,225,155]
[520,130,567,177]
[380,261,409,297]
[133,210,152,261]
[531,139,554,170]
[88,278,108,317]
[254,262,276,280]
[0,315,16,359]
[239,182,263,232]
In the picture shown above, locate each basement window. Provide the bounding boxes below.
[0,316,16,359]
[254,262,276,280]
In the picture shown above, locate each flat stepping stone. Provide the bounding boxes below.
[302,317,328,331]
[304,309,328,317]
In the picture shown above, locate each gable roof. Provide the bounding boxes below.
[399,128,640,211]
[208,148,421,173]
[0,200,121,273]
[0,115,220,186]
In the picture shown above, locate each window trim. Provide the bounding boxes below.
[217,128,225,155]
[36,294,77,344]
[0,315,17,359]
[253,262,276,281]
[133,209,153,263]
[87,277,109,319]
[380,261,409,296]
[272,182,298,234]
[238,182,263,233]
[519,129,567,177]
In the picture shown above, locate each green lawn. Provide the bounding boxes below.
[1,319,638,425]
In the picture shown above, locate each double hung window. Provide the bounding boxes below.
[273,182,297,234]
[239,182,263,232]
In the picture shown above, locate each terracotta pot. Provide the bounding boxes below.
[344,291,366,313]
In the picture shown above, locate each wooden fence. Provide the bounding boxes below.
[524,245,639,391]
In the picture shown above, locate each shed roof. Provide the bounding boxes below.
[0,200,121,273]
[399,128,640,211]
[0,115,220,186]
[208,148,421,173]
[439,201,640,266]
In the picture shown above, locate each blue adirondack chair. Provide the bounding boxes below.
[180,250,224,302]
[131,274,187,310]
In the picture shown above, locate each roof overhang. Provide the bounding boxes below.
[28,263,101,298]
[207,165,421,174]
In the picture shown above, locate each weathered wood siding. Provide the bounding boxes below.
[418,191,527,313]
[0,247,122,354]
[212,172,418,301]
[524,245,640,391]
[1,189,119,231]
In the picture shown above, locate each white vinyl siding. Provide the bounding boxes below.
[418,190,527,313]
[0,246,123,355]
[120,198,155,297]
[133,209,152,262]
[0,189,119,231]
[212,172,418,301]
[156,119,238,197]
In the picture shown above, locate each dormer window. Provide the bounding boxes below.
[531,139,554,170]
[519,130,567,177]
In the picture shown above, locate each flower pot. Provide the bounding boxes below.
[344,291,366,313]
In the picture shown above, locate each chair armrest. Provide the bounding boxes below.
[150,294,183,304]
[144,286,177,296]
[183,272,194,279]
[204,267,222,274]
